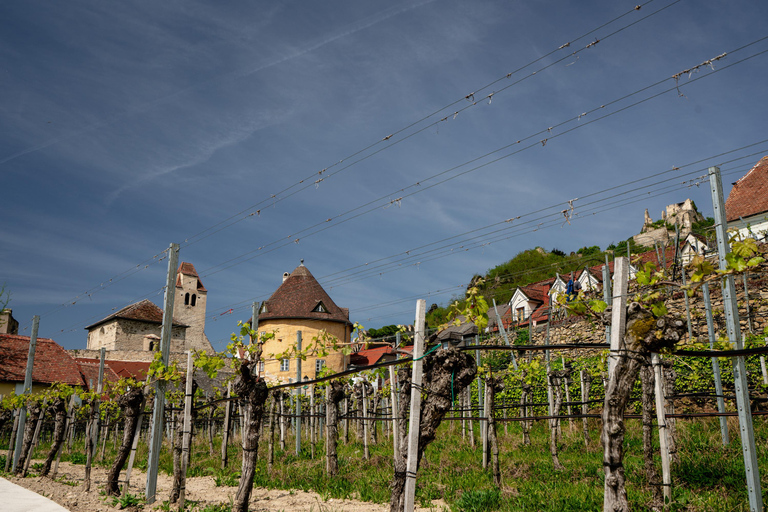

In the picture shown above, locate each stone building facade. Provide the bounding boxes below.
[85,299,187,352]
[83,262,213,359]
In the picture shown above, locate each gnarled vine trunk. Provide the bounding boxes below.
[106,387,144,496]
[602,303,686,512]
[485,375,504,486]
[548,369,569,471]
[232,361,269,512]
[390,348,477,512]
[325,380,345,476]
[40,398,68,477]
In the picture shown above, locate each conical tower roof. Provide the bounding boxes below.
[259,264,350,325]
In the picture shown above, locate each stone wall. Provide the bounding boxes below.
[69,348,193,366]
[529,273,768,352]
[87,318,186,352]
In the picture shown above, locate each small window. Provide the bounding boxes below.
[315,359,325,373]
[259,361,265,374]
[191,294,197,306]
[184,293,190,305]
[516,307,525,322]
[280,359,289,372]
[312,301,327,313]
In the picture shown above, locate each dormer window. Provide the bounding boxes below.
[312,301,328,313]
[260,303,268,314]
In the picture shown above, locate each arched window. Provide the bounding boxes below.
[191,294,197,307]
[184,293,190,305]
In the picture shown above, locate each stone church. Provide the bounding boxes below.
[80,262,213,360]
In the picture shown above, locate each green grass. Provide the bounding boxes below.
[16,415,768,511]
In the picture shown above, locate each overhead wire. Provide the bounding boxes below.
[195,39,768,279]
[177,0,675,250]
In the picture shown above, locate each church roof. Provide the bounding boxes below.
[84,299,187,330]
[176,261,207,292]
[259,264,351,325]
[726,156,768,222]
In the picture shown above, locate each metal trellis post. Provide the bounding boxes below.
[709,165,762,511]
[145,242,179,504]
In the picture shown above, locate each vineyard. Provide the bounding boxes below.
[3,173,768,512]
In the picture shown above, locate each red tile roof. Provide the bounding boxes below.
[726,156,768,222]
[74,358,151,383]
[0,334,85,387]
[259,264,351,325]
[350,345,412,367]
[75,360,119,390]
[85,299,186,330]
[176,261,207,292]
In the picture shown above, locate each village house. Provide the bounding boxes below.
[725,155,768,241]
[255,262,352,383]
[0,334,86,395]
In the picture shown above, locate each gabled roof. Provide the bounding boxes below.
[0,334,86,386]
[726,156,768,222]
[176,261,207,292]
[259,264,351,325]
[85,299,187,330]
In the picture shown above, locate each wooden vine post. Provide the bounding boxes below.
[651,354,672,505]
[177,351,194,510]
[403,299,426,512]
[389,359,400,463]
[221,381,232,469]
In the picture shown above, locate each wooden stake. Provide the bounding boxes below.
[403,299,426,512]
[178,351,194,510]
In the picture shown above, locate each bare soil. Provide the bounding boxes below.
[8,460,447,512]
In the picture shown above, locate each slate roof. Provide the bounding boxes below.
[726,156,768,222]
[259,264,351,325]
[0,334,86,386]
[176,261,207,292]
[84,299,187,330]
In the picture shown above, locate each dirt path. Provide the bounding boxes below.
[8,461,446,512]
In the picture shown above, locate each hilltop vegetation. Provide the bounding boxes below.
[426,237,653,329]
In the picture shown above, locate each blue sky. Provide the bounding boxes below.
[2,0,767,351]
